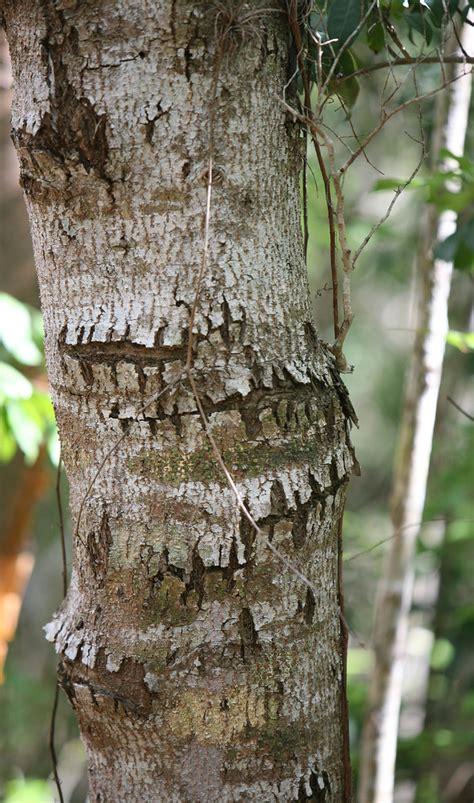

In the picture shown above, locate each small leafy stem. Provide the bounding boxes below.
[285,0,471,372]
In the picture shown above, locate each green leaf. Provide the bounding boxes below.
[438,148,474,178]
[430,187,474,213]
[335,76,360,108]
[431,638,455,671]
[405,10,433,45]
[6,398,45,463]
[446,330,474,352]
[0,293,43,366]
[461,218,474,250]
[0,408,17,463]
[4,778,53,803]
[0,362,33,401]
[30,389,56,423]
[327,0,364,48]
[434,231,458,262]
[453,238,474,272]
[367,18,385,52]
[47,427,60,466]
[372,177,423,192]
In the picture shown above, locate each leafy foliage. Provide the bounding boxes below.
[0,294,58,464]
[296,1,470,110]
[372,151,474,271]
[3,778,53,803]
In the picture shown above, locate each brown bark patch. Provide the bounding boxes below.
[87,510,112,588]
[239,607,258,661]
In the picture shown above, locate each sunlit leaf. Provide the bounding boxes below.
[372,177,424,192]
[0,362,33,401]
[6,399,44,464]
[0,293,43,366]
[431,638,455,670]
[47,427,60,466]
[4,778,53,803]
[0,408,17,462]
[446,330,474,352]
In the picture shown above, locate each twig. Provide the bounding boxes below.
[303,140,309,264]
[317,127,354,361]
[287,7,340,338]
[317,1,378,112]
[74,376,184,546]
[49,680,64,803]
[188,369,348,611]
[352,111,426,267]
[342,55,474,81]
[346,517,474,562]
[447,395,474,420]
[339,68,471,175]
[56,451,67,598]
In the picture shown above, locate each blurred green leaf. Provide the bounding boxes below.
[431,639,455,671]
[0,362,33,401]
[5,398,45,464]
[0,407,17,462]
[434,231,458,263]
[327,0,363,47]
[4,778,53,803]
[0,293,43,366]
[47,427,60,466]
[372,177,424,192]
[446,330,474,352]
[367,16,385,52]
[347,648,373,675]
[433,728,454,747]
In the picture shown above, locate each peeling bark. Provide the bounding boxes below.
[4,1,355,799]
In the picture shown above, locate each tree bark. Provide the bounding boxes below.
[358,23,473,803]
[3,2,356,800]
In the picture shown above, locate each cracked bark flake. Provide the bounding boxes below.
[5,0,356,800]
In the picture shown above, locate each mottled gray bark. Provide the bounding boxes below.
[3,1,356,800]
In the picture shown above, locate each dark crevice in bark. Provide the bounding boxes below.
[240,508,256,563]
[220,295,232,346]
[303,588,316,625]
[270,479,289,516]
[182,545,206,607]
[147,538,244,612]
[61,339,186,366]
[239,607,258,661]
[87,510,112,588]
[144,100,169,144]
[297,770,331,801]
[62,651,153,716]
[292,492,312,549]
[13,7,110,198]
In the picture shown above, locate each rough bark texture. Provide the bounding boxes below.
[4,2,356,800]
[358,25,473,803]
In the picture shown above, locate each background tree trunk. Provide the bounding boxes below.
[3,2,356,799]
[358,23,473,803]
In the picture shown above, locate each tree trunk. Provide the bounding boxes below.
[357,23,473,803]
[3,2,356,799]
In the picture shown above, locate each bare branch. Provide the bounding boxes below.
[342,55,474,82]
[339,67,471,175]
[447,395,474,420]
[352,79,426,268]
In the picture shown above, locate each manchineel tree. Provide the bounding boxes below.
[1,0,472,800]
[2,2,357,800]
